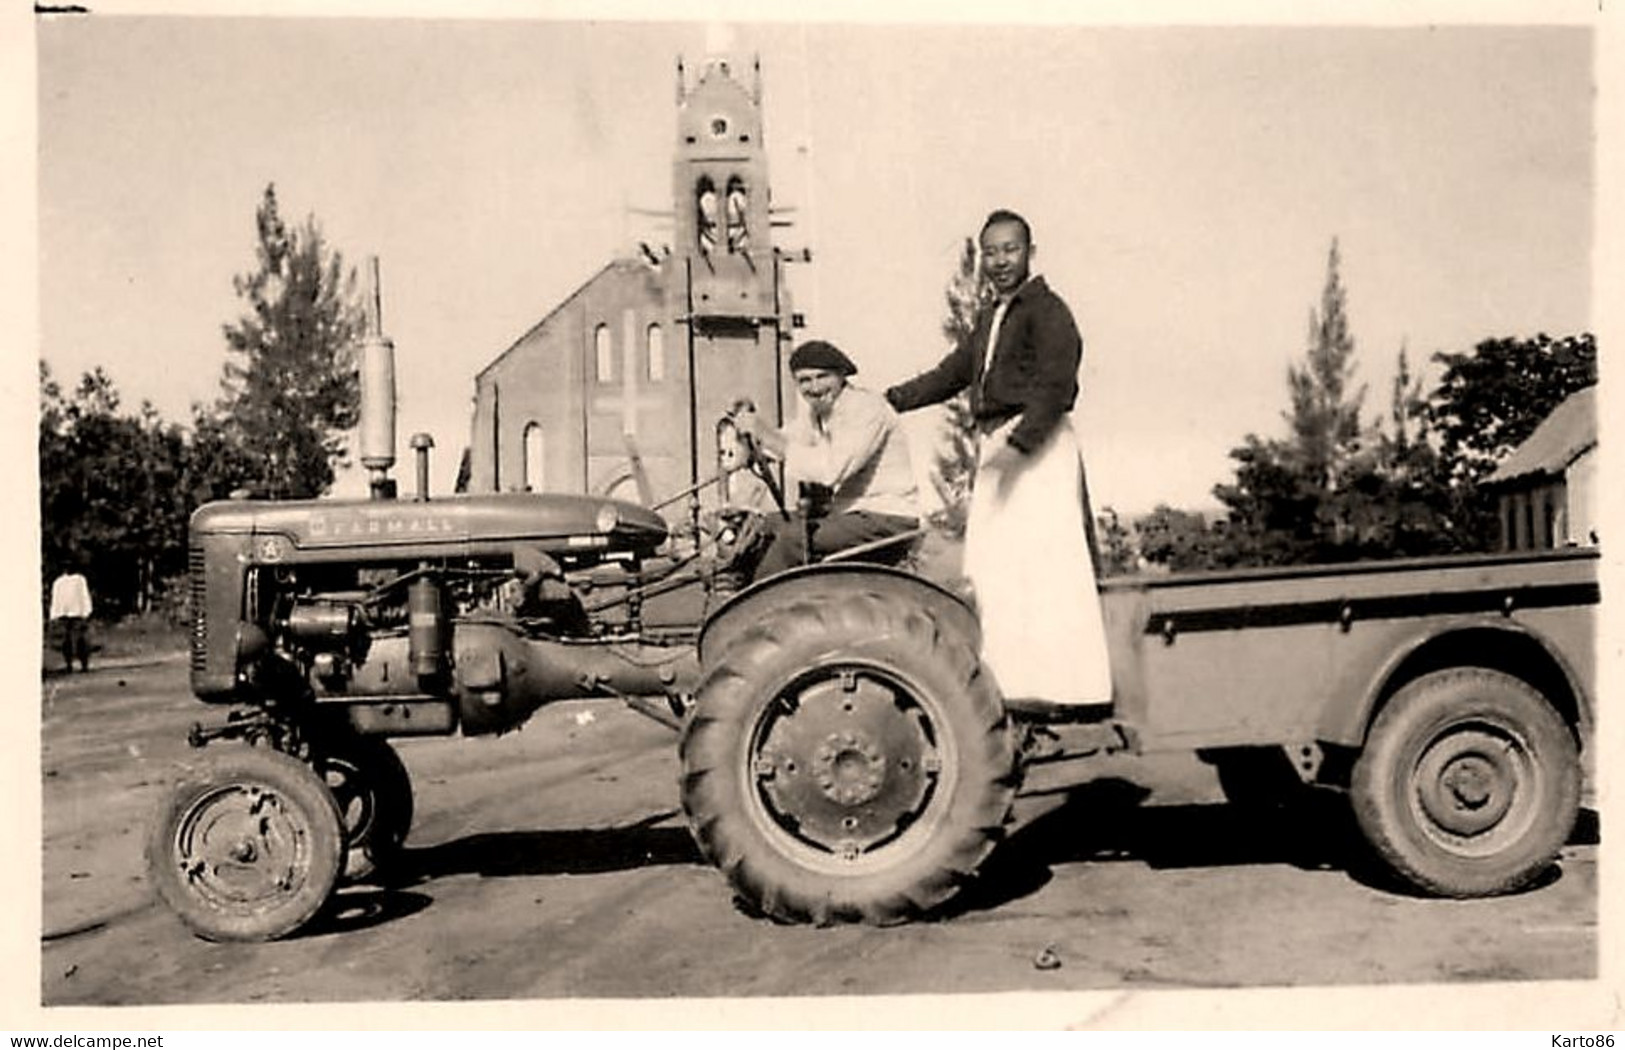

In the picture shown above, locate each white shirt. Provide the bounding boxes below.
[783,385,918,519]
[50,573,93,619]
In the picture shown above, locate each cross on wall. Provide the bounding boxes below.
[591,311,666,437]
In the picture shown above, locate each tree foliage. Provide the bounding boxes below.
[39,186,367,618]
[214,184,364,499]
[927,236,991,538]
[1210,239,1377,565]
[39,363,192,615]
[1428,332,1597,487]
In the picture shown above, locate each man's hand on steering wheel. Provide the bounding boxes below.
[722,399,789,520]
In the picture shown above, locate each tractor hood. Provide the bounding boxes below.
[191,492,669,563]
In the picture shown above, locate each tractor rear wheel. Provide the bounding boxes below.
[680,589,1016,925]
[1351,668,1579,897]
[147,747,344,942]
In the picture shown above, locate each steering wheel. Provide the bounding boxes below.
[735,428,790,521]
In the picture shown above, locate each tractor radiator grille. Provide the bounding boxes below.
[189,543,207,674]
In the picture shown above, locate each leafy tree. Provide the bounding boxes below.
[1425,332,1596,550]
[926,236,991,538]
[1131,505,1208,572]
[39,365,192,615]
[1095,506,1137,576]
[1428,332,1596,487]
[213,184,364,499]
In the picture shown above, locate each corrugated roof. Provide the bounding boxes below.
[1485,385,1598,485]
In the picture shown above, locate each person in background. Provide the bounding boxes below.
[885,208,1112,721]
[49,564,94,673]
[730,340,919,581]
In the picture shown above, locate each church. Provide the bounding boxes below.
[464,53,801,527]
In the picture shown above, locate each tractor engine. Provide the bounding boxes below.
[187,490,700,739]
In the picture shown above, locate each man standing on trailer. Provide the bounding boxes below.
[886,209,1113,721]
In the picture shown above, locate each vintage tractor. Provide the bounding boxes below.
[147,395,1021,940]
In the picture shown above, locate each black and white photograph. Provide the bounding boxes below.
[19,1,1616,1030]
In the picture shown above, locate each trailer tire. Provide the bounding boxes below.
[147,747,344,942]
[1351,667,1579,897]
[681,588,1016,925]
[315,737,414,883]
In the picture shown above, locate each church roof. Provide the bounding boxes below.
[475,257,658,381]
[1484,385,1598,486]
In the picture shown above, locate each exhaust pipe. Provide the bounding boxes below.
[359,256,398,501]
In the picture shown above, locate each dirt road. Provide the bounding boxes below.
[40,650,1598,1008]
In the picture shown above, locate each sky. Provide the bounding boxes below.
[33,11,1596,516]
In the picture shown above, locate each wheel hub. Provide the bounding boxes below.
[176,783,311,906]
[753,667,939,858]
[813,732,887,806]
[1415,729,1519,838]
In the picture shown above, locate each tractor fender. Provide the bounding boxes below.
[698,564,980,668]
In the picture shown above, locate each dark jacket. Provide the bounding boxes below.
[884,275,1081,454]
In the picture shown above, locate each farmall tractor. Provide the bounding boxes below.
[148,324,1018,942]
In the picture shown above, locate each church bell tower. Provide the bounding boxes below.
[667,52,796,511]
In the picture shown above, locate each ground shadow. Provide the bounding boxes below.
[303,888,435,937]
[953,780,1597,916]
[389,809,702,885]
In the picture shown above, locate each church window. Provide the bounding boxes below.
[594,323,613,383]
[725,176,749,253]
[647,324,666,382]
[522,423,545,492]
[696,176,719,255]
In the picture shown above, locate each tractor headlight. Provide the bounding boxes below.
[596,503,621,533]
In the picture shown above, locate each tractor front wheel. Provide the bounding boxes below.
[314,736,414,883]
[147,747,344,942]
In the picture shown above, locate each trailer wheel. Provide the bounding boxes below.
[1351,667,1579,897]
[147,747,344,941]
[315,738,414,883]
[681,590,1015,925]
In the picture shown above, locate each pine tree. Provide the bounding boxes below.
[1286,238,1366,492]
[1214,238,1372,563]
[214,184,364,499]
[927,236,991,538]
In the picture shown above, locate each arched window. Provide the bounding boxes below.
[646,324,665,382]
[696,176,719,255]
[522,423,545,493]
[725,176,748,253]
[594,323,613,383]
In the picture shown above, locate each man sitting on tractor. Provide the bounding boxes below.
[727,340,920,583]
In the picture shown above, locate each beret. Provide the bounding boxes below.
[789,340,857,376]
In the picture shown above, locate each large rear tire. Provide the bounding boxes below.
[1351,668,1579,897]
[146,747,344,942]
[680,589,1016,925]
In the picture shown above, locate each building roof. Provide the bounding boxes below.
[1485,385,1598,485]
[474,256,659,382]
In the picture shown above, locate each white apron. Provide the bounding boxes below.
[962,417,1113,707]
